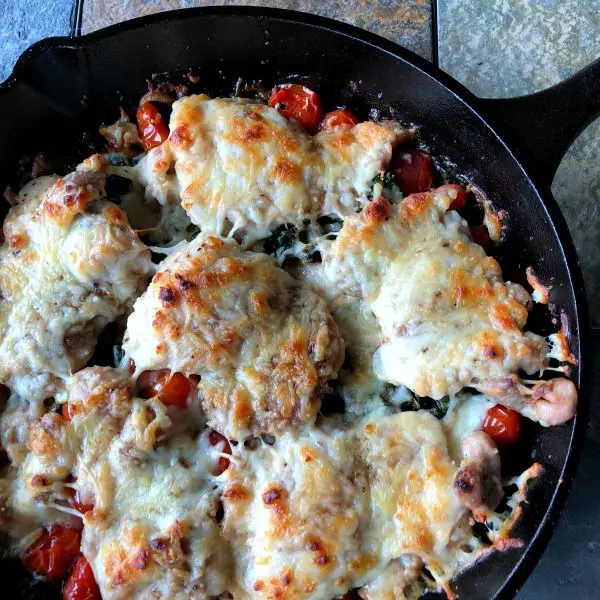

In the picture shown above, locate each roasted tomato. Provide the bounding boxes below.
[320,108,359,130]
[136,102,169,151]
[268,84,324,132]
[469,225,491,250]
[136,370,195,408]
[391,147,433,195]
[208,430,232,476]
[438,183,468,211]
[66,487,94,516]
[63,556,101,600]
[61,403,77,422]
[483,405,521,445]
[23,525,81,582]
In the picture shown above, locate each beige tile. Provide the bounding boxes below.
[82,0,432,58]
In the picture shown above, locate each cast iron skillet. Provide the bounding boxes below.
[0,6,593,600]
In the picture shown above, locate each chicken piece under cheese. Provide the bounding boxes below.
[5,367,230,598]
[220,428,374,599]
[122,235,344,439]
[315,189,549,399]
[0,156,153,402]
[357,410,471,586]
[221,410,475,600]
[137,95,411,242]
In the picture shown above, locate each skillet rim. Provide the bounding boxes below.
[0,6,590,599]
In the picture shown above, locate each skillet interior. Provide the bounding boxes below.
[0,7,588,599]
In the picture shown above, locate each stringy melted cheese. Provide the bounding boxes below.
[315,190,548,399]
[0,158,152,402]
[123,235,344,439]
[3,367,229,599]
[137,95,410,242]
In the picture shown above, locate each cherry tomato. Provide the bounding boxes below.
[66,487,94,515]
[483,405,521,445]
[320,108,359,130]
[268,84,324,132]
[63,556,101,600]
[391,147,433,195]
[469,225,490,250]
[136,370,195,408]
[136,102,169,151]
[208,430,232,476]
[438,183,468,211]
[23,525,81,582]
[61,403,77,422]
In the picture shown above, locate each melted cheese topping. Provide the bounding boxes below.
[5,367,229,598]
[358,411,468,574]
[0,158,152,401]
[137,95,409,242]
[123,235,344,438]
[221,428,373,599]
[316,190,548,399]
[221,410,475,599]
[0,93,576,600]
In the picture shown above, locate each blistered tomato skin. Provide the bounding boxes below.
[438,183,468,211]
[320,108,359,130]
[136,370,195,408]
[268,84,324,132]
[63,556,101,600]
[391,147,433,195]
[483,405,521,445]
[208,430,232,476]
[22,525,81,582]
[137,102,169,151]
[67,488,94,515]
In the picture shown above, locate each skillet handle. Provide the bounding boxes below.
[477,56,600,187]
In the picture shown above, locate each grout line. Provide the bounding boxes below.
[431,0,439,67]
[70,0,84,38]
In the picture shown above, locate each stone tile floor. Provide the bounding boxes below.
[0,1,598,598]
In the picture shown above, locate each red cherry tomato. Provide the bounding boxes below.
[208,430,232,476]
[469,225,491,250]
[136,102,169,151]
[391,148,433,195]
[268,84,324,132]
[23,525,81,582]
[136,370,195,408]
[66,487,94,515]
[320,108,359,130]
[63,556,101,600]
[61,403,77,422]
[438,183,468,211]
[483,405,521,445]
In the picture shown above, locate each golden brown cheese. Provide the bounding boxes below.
[0,157,152,402]
[221,411,476,599]
[357,410,471,584]
[137,95,410,242]
[314,190,548,399]
[5,367,230,598]
[221,428,374,599]
[123,235,344,439]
